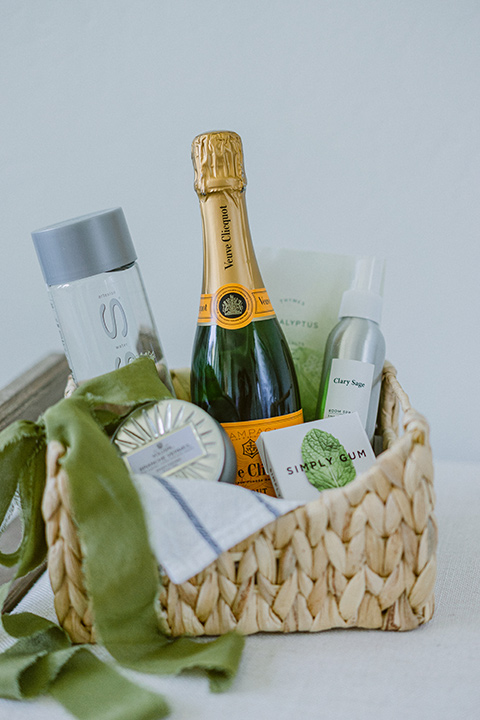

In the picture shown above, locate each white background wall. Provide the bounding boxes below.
[0,1,478,462]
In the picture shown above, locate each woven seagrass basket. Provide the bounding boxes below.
[42,362,436,643]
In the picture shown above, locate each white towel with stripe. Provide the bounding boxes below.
[132,474,304,585]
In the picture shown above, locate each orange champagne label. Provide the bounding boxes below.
[197,284,275,329]
[222,409,304,496]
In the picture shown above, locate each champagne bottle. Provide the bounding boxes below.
[190,130,303,496]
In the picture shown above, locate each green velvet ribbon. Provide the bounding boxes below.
[0,357,244,719]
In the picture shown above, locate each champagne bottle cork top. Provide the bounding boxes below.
[192,130,247,195]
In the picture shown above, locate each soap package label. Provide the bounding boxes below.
[125,423,207,478]
[256,412,376,502]
[257,248,356,421]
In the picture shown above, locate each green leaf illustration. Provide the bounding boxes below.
[301,428,356,491]
[291,346,323,423]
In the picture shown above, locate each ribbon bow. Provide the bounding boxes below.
[0,356,243,719]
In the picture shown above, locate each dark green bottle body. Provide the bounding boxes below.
[191,318,301,424]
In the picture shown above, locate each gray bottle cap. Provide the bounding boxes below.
[32,208,137,285]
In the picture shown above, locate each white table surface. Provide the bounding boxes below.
[1,460,479,720]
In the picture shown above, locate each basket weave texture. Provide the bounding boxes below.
[42,362,436,643]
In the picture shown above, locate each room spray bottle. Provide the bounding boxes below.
[316,256,386,443]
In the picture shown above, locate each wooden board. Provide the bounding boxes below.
[0,353,69,431]
[0,354,69,605]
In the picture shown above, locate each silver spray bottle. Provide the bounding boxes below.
[32,207,174,392]
[316,256,386,443]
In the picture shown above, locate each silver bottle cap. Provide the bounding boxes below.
[32,207,137,286]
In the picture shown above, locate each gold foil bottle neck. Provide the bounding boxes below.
[192,131,247,195]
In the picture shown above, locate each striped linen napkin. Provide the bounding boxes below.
[133,474,303,584]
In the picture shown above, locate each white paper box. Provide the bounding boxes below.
[256,413,376,501]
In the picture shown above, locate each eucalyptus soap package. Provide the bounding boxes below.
[258,248,357,422]
[256,413,376,502]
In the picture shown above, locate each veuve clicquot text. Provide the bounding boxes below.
[190,130,303,495]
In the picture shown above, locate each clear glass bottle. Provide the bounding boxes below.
[190,131,303,496]
[316,257,386,442]
[32,207,174,392]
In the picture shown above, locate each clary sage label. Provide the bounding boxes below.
[222,409,304,495]
[198,284,275,329]
[322,358,375,427]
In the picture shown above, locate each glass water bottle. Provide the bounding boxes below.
[32,207,174,392]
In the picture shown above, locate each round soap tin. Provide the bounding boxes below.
[113,398,237,484]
